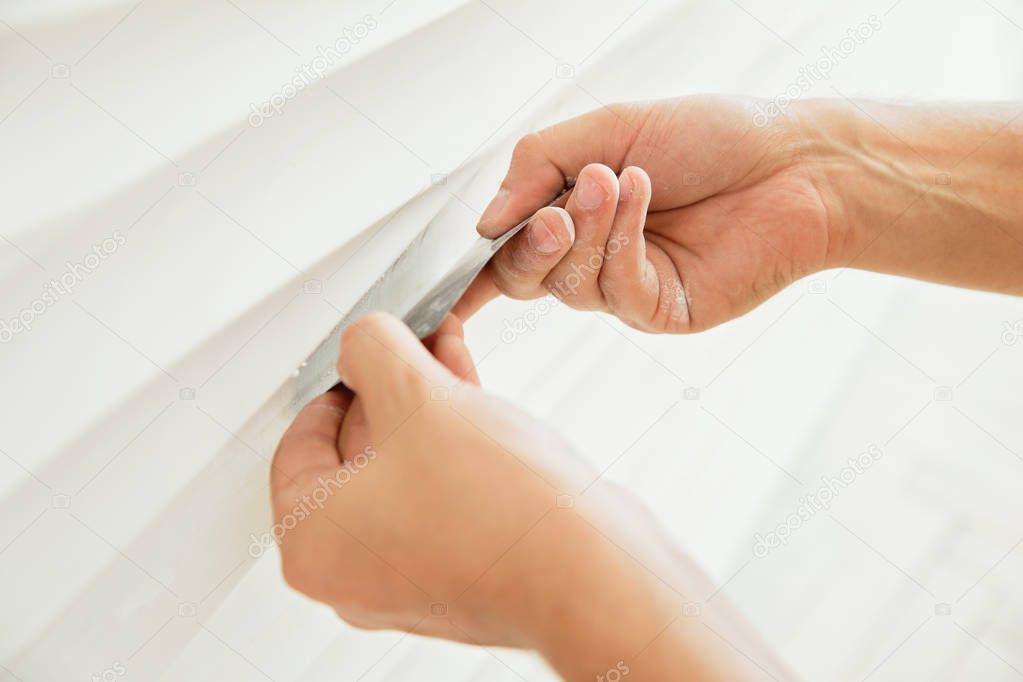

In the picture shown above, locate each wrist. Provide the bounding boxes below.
[504,508,683,679]
[792,98,1023,290]
[789,98,902,270]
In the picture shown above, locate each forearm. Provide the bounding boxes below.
[801,100,1023,293]
[502,503,788,681]
[540,595,779,682]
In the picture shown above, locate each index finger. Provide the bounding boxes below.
[452,205,575,320]
[477,104,639,238]
[451,270,500,320]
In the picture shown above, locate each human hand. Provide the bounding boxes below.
[270,312,616,649]
[455,96,836,332]
[271,311,787,679]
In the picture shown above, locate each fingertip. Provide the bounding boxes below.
[550,206,575,233]
[527,206,574,255]
[478,188,511,238]
[432,333,481,386]
[478,130,573,237]
[434,312,466,339]
[599,165,657,326]
[490,207,575,300]
[618,166,651,203]
[422,313,465,353]
[452,272,500,320]
[336,312,431,394]
[587,162,621,184]
[571,163,619,212]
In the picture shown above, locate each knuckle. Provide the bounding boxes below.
[338,312,394,371]
[608,101,650,128]
[605,101,627,118]
[355,311,395,337]
[281,543,349,604]
[512,131,543,160]
[332,608,376,631]
[338,322,364,364]
[281,551,319,598]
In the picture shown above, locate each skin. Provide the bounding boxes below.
[273,312,785,681]
[455,96,1023,328]
[273,96,1023,680]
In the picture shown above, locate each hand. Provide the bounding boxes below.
[270,312,626,650]
[271,312,787,679]
[455,96,835,332]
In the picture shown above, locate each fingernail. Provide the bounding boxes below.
[528,213,562,254]
[574,173,606,210]
[480,188,510,226]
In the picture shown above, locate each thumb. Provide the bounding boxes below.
[477,104,641,238]
[336,312,453,430]
[271,389,349,501]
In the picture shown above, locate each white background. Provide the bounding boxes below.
[1,0,1022,680]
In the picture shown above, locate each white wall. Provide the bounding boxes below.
[0,1,1021,680]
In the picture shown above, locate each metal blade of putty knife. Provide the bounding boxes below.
[294,182,571,404]
[245,179,572,456]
